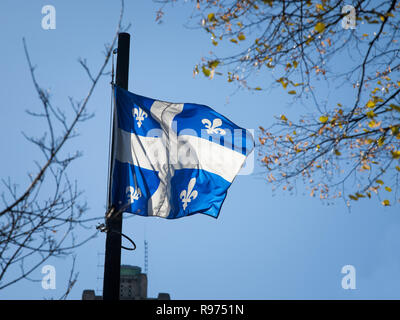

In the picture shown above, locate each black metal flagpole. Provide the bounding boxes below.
[103,32,130,300]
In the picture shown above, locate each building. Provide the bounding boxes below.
[120,265,147,300]
[82,265,170,300]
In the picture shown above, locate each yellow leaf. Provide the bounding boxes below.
[376,179,384,185]
[366,100,375,108]
[349,195,358,201]
[334,149,341,156]
[390,104,400,112]
[305,37,314,45]
[288,90,296,95]
[207,13,215,21]
[209,60,220,69]
[396,166,400,172]
[391,150,400,159]
[319,116,328,123]
[238,33,246,41]
[202,66,211,77]
[368,120,380,128]
[385,186,392,192]
[255,87,262,91]
[315,22,325,33]
[382,199,390,206]
[366,110,375,118]
[230,38,238,44]
[362,163,371,170]
[212,40,218,46]
[377,136,385,147]
[280,114,288,121]
[293,61,298,68]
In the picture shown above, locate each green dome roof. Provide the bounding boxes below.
[120,265,141,276]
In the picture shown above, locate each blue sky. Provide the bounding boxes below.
[0,0,399,299]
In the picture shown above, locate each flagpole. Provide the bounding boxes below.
[103,32,130,301]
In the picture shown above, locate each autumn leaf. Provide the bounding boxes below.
[362,163,371,170]
[382,199,390,206]
[209,60,220,69]
[315,22,326,33]
[319,116,328,123]
[288,90,296,95]
[385,186,392,192]
[391,150,400,159]
[389,104,400,112]
[368,120,381,128]
[238,33,246,41]
[366,110,375,118]
[202,66,211,77]
[280,114,288,121]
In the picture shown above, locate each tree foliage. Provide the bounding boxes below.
[158,0,400,206]
[0,2,126,294]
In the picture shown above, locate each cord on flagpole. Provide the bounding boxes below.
[106,49,117,212]
[96,222,136,251]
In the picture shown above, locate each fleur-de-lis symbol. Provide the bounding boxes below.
[201,118,226,135]
[126,186,142,204]
[180,178,198,210]
[133,107,148,128]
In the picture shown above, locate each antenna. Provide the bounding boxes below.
[96,252,105,296]
[144,240,148,274]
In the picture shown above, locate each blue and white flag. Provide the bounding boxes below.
[110,86,254,219]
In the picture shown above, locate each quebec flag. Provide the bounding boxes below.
[110,86,254,219]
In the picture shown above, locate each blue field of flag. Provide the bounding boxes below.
[111,86,254,219]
